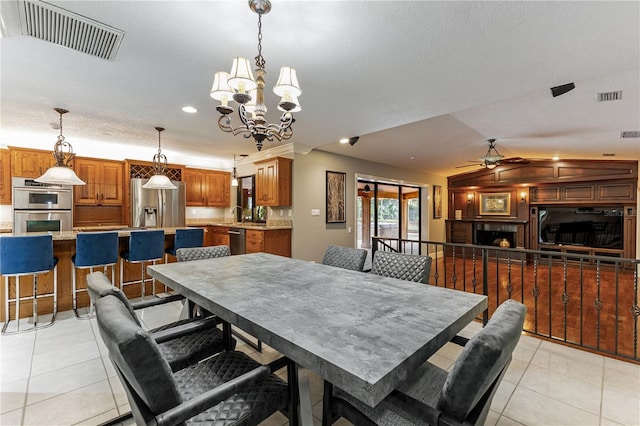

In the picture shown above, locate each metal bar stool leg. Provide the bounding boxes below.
[33,274,38,328]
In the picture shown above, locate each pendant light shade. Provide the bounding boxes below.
[142,127,177,190]
[143,174,176,189]
[231,154,239,187]
[35,108,86,186]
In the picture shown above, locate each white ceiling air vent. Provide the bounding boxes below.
[9,0,124,61]
[620,131,640,138]
[597,91,622,102]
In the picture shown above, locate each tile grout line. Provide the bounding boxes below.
[21,326,39,426]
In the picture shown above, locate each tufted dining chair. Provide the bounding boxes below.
[322,299,526,426]
[322,245,368,272]
[176,245,231,262]
[371,251,432,284]
[95,294,298,426]
[87,271,234,372]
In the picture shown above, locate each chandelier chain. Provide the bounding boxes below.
[255,13,265,70]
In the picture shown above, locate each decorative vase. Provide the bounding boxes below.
[499,238,511,248]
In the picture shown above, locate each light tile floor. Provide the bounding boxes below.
[1,302,639,426]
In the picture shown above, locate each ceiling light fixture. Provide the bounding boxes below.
[480,139,504,169]
[35,108,86,186]
[210,0,301,152]
[182,106,197,113]
[231,154,239,187]
[142,127,177,190]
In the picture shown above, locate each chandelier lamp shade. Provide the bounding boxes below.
[210,0,301,151]
[35,108,86,186]
[142,127,177,190]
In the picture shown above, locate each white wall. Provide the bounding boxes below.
[290,150,447,262]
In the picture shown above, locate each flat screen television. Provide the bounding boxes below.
[538,206,623,249]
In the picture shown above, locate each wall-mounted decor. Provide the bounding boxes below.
[433,185,442,219]
[479,192,511,215]
[326,171,346,223]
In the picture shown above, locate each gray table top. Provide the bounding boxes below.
[148,252,487,407]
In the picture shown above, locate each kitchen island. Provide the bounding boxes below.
[2,220,293,320]
[1,227,195,320]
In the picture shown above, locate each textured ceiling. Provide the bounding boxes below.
[1,1,638,176]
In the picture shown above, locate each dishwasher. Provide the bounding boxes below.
[228,228,246,255]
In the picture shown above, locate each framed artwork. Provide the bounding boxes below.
[326,171,346,223]
[433,185,442,219]
[479,192,511,215]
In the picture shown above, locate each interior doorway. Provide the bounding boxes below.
[356,180,421,249]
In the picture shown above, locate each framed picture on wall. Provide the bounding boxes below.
[433,185,442,219]
[326,171,346,223]
[479,192,511,215]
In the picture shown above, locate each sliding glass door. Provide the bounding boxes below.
[357,180,421,249]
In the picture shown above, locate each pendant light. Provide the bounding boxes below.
[142,127,177,190]
[35,108,86,186]
[231,154,239,187]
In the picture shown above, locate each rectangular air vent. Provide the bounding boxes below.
[597,91,622,102]
[620,131,640,138]
[19,0,124,61]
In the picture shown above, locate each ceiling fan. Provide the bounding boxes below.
[455,139,528,169]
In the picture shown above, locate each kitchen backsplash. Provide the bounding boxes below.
[186,207,229,219]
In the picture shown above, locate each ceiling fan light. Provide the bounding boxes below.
[485,163,497,169]
[227,57,257,93]
[143,174,177,189]
[273,67,301,98]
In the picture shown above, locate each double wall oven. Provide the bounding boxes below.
[12,177,73,233]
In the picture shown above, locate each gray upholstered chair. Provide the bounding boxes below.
[322,299,526,426]
[371,251,432,284]
[95,294,297,426]
[322,245,368,272]
[87,272,234,372]
[176,245,231,262]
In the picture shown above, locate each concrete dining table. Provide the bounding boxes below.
[148,252,488,425]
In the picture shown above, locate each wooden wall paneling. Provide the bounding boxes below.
[563,184,595,201]
[597,182,636,200]
[530,186,561,203]
[623,206,636,259]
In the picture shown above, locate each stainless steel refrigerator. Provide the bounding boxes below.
[130,178,186,228]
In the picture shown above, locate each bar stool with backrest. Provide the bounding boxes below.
[164,228,204,263]
[0,235,58,334]
[120,229,165,299]
[72,231,119,319]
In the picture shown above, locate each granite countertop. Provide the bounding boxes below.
[186,219,292,230]
[0,227,194,241]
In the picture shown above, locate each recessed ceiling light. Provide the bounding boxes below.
[182,106,197,113]
[339,138,349,144]
[410,156,416,160]
[552,156,560,161]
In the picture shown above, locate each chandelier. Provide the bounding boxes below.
[36,108,86,186]
[210,0,301,151]
[142,127,177,189]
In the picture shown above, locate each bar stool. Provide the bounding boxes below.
[0,235,58,334]
[72,231,119,319]
[164,228,204,263]
[120,230,165,299]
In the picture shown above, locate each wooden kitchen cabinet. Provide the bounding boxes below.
[245,228,291,257]
[0,149,11,204]
[209,226,230,246]
[254,157,292,206]
[183,168,230,207]
[74,158,124,205]
[10,147,56,178]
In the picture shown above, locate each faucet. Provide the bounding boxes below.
[231,206,243,223]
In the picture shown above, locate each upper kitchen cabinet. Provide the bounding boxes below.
[0,149,11,204]
[10,147,56,178]
[74,158,124,205]
[254,157,292,206]
[183,168,230,207]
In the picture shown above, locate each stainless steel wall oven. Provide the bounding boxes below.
[12,177,73,233]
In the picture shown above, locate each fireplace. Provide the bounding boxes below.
[474,223,518,248]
